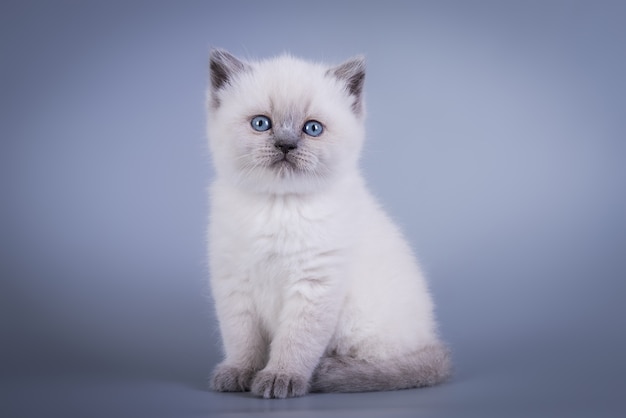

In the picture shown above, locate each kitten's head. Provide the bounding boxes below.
[207,49,366,195]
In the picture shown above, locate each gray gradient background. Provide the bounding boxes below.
[1,1,625,417]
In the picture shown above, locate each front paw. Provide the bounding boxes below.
[250,369,309,399]
[210,363,256,392]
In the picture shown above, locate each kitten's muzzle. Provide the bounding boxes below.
[273,128,300,155]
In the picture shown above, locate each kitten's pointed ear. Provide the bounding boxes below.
[209,49,249,107]
[329,56,366,115]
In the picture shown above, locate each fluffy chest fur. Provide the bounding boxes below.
[209,178,355,337]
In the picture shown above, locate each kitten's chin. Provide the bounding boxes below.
[232,166,331,196]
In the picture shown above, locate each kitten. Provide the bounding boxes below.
[207,49,451,399]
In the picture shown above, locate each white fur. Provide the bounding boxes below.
[207,53,445,397]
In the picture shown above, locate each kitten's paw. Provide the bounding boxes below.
[210,363,256,392]
[250,369,309,399]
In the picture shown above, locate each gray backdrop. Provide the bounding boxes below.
[2,1,625,417]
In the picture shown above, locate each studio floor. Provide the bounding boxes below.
[3,332,624,418]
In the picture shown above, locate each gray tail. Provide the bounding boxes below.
[310,344,452,393]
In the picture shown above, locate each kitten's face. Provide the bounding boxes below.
[208,50,366,194]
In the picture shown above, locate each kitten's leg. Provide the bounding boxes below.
[210,278,267,392]
[310,343,452,393]
[250,276,344,399]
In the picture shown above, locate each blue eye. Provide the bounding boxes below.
[251,115,272,132]
[303,120,323,137]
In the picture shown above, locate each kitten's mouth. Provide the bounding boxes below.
[271,154,296,167]
[270,155,299,174]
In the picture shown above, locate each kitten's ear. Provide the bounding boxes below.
[329,56,366,115]
[209,49,249,107]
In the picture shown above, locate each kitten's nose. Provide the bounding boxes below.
[275,141,297,154]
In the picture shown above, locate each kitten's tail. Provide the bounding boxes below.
[310,344,452,393]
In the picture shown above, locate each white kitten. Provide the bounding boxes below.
[207,49,451,399]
